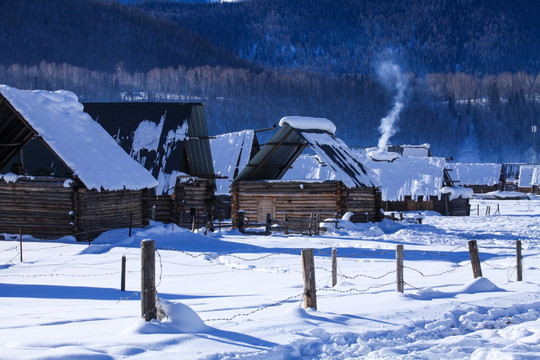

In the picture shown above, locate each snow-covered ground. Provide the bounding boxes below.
[1,198,540,359]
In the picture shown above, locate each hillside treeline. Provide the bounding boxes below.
[138,0,540,75]
[2,61,538,162]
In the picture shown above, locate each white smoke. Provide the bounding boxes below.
[376,61,407,151]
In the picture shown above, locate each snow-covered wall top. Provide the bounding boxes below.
[0,85,158,191]
[364,153,447,201]
[446,163,502,186]
[284,150,447,201]
[519,165,540,187]
[210,130,255,195]
[279,116,336,135]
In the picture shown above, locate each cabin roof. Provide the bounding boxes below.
[0,85,157,191]
[234,118,375,188]
[446,162,502,186]
[83,102,215,195]
[210,129,259,195]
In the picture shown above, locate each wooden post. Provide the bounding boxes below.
[396,245,404,293]
[468,240,483,278]
[315,214,321,235]
[19,229,23,262]
[516,240,523,282]
[141,239,156,321]
[238,210,245,233]
[302,249,317,309]
[477,204,480,216]
[129,211,133,237]
[121,256,126,291]
[151,205,156,221]
[265,213,272,234]
[331,248,337,287]
[284,214,289,235]
[308,213,313,236]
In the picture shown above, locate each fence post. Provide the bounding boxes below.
[265,213,272,234]
[302,249,317,309]
[141,239,156,321]
[308,213,313,236]
[468,240,483,278]
[19,230,23,262]
[477,204,480,216]
[315,214,321,235]
[396,245,404,293]
[238,210,245,233]
[516,240,523,282]
[331,248,337,287]
[129,211,133,237]
[121,256,126,291]
[284,214,289,235]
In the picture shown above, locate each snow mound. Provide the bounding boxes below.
[441,186,474,200]
[279,116,336,135]
[367,149,401,162]
[459,277,504,294]
[123,301,208,335]
[158,299,209,333]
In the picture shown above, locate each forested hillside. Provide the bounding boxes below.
[138,0,540,75]
[0,0,538,162]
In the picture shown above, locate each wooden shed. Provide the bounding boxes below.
[0,85,158,241]
[82,102,217,228]
[231,117,382,228]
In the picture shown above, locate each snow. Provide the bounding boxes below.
[441,186,474,201]
[1,199,540,359]
[519,165,540,187]
[286,151,447,201]
[0,172,22,183]
[279,116,337,135]
[297,131,376,188]
[210,130,256,195]
[367,149,401,162]
[447,163,502,186]
[130,115,165,164]
[0,85,158,191]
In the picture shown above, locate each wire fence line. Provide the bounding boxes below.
[0,239,526,323]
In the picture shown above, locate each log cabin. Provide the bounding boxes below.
[231,116,382,228]
[0,85,158,241]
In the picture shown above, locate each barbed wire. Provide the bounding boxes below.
[338,269,397,280]
[318,282,395,294]
[404,262,471,278]
[202,293,303,322]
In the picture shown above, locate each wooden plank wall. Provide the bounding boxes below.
[0,177,148,241]
[232,181,382,225]
[345,187,383,222]
[74,188,145,241]
[0,177,74,239]
[147,177,215,228]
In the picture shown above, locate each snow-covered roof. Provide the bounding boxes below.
[235,118,375,188]
[518,165,540,187]
[285,150,448,201]
[210,130,256,195]
[83,102,215,195]
[446,163,502,186]
[0,85,158,191]
[279,116,337,135]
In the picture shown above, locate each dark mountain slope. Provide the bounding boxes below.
[0,0,250,72]
[137,0,540,75]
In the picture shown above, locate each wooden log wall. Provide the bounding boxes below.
[0,176,149,241]
[147,177,215,229]
[345,187,383,222]
[74,188,145,242]
[232,181,382,227]
[0,177,73,239]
